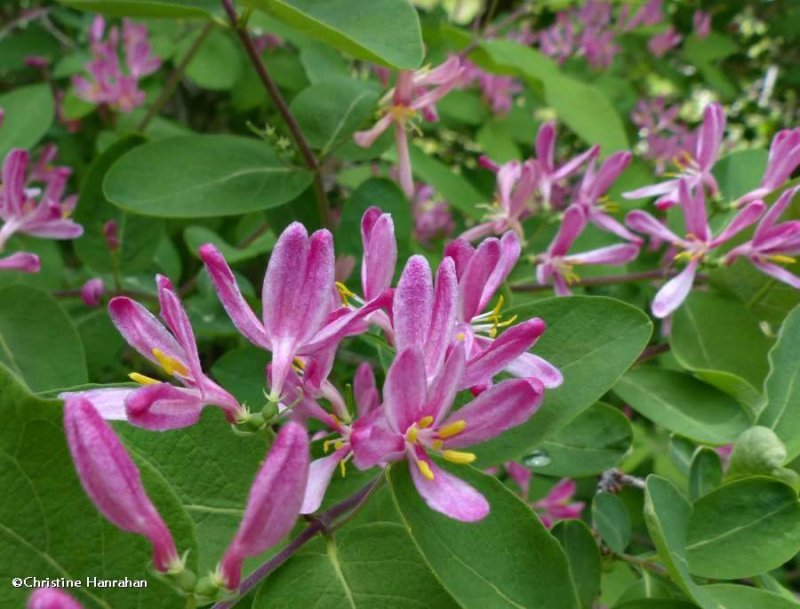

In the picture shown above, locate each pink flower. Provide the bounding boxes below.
[535,121,599,208]
[80,278,105,307]
[461,61,522,116]
[725,186,800,288]
[648,27,682,58]
[0,148,82,271]
[64,395,180,572]
[532,479,585,528]
[412,184,455,245]
[72,16,160,113]
[28,589,83,609]
[693,10,712,38]
[103,219,120,251]
[536,205,640,296]
[631,97,696,175]
[627,181,765,317]
[354,57,464,197]
[737,128,800,206]
[538,13,577,64]
[219,422,309,589]
[623,0,663,29]
[625,102,725,208]
[68,275,245,429]
[445,232,563,389]
[201,222,389,401]
[575,151,642,243]
[351,344,545,521]
[460,158,536,241]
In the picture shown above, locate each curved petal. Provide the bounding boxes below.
[625,210,681,244]
[407,455,489,522]
[300,448,348,514]
[354,362,379,417]
[480,231,521,313]
[442,378,544,448]
[424,342,465,424]
[565,243,640,266]
[108,297,185,369]
[459,237,501,321]
[652,259,699,318]
[752,260,800,289]
[504,352,563,389]
[426,257,458,377]
[199,243,270,348]
[125,383,207,430]
[393,255,433,353]
[549,205,586,256]
[59,387,134,420]
[383,347,427,433]
[361,210,397,301]
[710,200,765,247]
[0,252,40,272]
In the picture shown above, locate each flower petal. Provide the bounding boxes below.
[361,209,397,301]
[300,448,348,514]
[652,259,699,318]
[383,347,427,433]
[108,296,185,369]
[504,352,563,389]
[407,456,489,522]
[393,255,433,353]
[125,383,207,430]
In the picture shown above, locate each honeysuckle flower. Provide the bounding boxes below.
[536,205,640,296]
[103,219,120,251]
[736,128,800,206]
[624,102,725,209]
[461,61,522,116]
[412,184,455,245]
[298,362,380,514]
[445,232,563,388]
[107,275,245,429]
[0,148,82,271]
[575,151,643,244]
[648,27,682,58]
[623,0,663,30]
[626,181,765,318]
[28,588,83,609]
[81,278,105,308]
[351,344,545,521]
[504,463,584,528]
[64,395,180,572]
[354,57,463,197]
[631,97,696,174]
[201,222,390,401]
[725,186,800,288]
[538,13,577,64]
[693,10,712,38]
[460,158,536,241]
[219,422,309,589]
[73,16,160,113]
[535,121,599,209]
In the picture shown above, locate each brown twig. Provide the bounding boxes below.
[220,0,332,229]
[211,477,382,609]
[138,21,216,132]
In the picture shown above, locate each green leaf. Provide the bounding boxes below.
[105,135,313,218]
[614,368,750,445]
[74,135,164,274]
[254,522,459,608]
[243,0,424,69]
[0,84,55,160]
[475,296,652,464]
[686,477,800,580]
[408,145,486,219]
[614,602,698,609]
[593,492,631,554]
[184,225,275,264]
[389,463,581,609]
[712,150,768,201]
[643,476,723,609]
[116,409,267,574]
[479,40,628,152]
[726,427,796,485]
[0,286,87,392]
[298,41,350,83]
[534,402,632,477]
[211,346,271,408]
[703,584,800,609]
[290,78,378,157]
[671,292,772,409]
[0,365,197,608]
[688,448,723,500]
[757,305,800,460]
[552,520,601,609]
[181,28,242,90]
[57,0,219,18]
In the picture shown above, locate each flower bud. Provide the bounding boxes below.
[27,588,83,609]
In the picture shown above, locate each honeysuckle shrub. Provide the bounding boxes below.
[3,0,800,608]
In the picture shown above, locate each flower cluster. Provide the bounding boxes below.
[62,206,561,596]
[631,97,697,174]
[0,144,82,273]
[73,16,160,113]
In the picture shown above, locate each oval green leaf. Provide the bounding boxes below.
[593,492,631,554]
[0,84,55,160]
[104,135,313,218]
[58,0,219,18]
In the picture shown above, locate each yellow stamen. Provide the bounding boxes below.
[293,356,306,371]
[129,372,160,385]
[339,458,347,478]
[564,270,581,285]
[438,420,466,439]
[455,332,466,341]
[769,254,797,265]
[442,450,477,465]
[431,439,443,450]
[152,348,189,376]
[407,426,419,444]
[388,104,417,123]
[419,416,434,429]
[416,459,435,481]
[335,281,356,307]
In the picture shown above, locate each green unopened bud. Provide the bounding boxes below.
[171,568,197,593]
[194,574,223,600]
[233,412,266,434]
[726,426,799,489]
